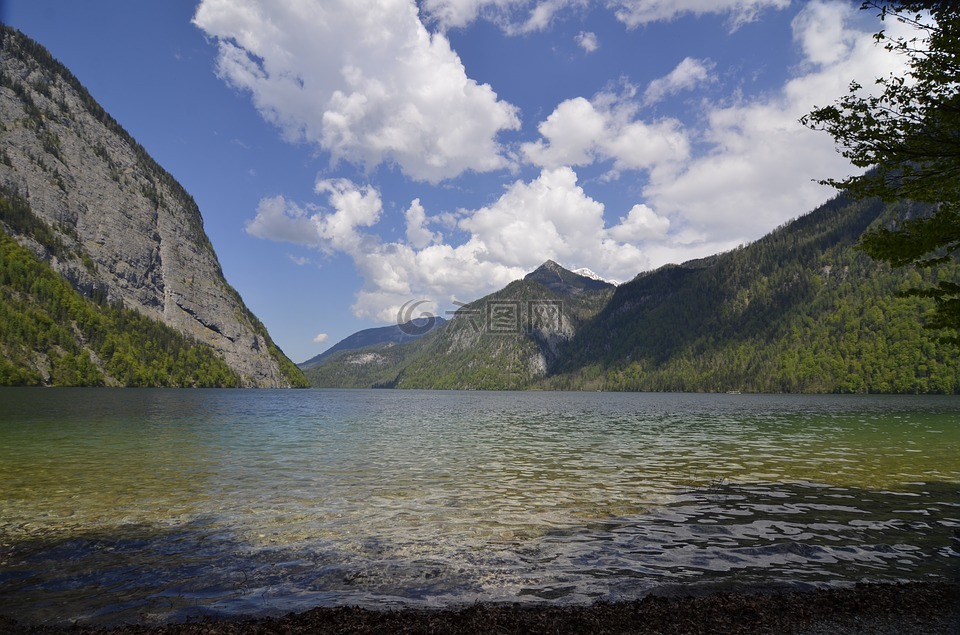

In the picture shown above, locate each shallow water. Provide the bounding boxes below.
[0,389,958,625]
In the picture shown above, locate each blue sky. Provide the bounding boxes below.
[4,1,913,363]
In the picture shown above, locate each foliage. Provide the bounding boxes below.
[801,1,960,340]
[549,195,960,393]
[0,28,309,388]
[309,194,960,394]
[0,224,242,387]
[0,184,66,256]
[304,342,425,389]
[307,277,614,390]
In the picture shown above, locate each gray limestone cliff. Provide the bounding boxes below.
[0,26,305,387]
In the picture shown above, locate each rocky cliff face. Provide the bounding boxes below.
[0,27,303,387]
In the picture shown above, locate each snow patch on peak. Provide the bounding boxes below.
[574,267,618,286]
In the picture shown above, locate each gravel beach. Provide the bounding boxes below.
[2,581,957,634]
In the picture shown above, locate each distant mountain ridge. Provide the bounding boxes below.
[303,261,616,389]
[0,26,306,386]
[299,316,446,368]
[306,195,960,393]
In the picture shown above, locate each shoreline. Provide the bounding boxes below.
[3,580,958,634]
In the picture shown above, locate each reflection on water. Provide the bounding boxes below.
[0,389,958,625]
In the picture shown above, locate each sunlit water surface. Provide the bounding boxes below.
[0,389,958,625]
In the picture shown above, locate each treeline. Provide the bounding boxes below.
[392,279,602,390]
[306,277,615,391]
[0,28,310,388]
[0,225,241,387]
[304,344,417,389]
[548,196,960,393]
[308,193,960,394]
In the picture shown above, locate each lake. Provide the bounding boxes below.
[0,388,958,626]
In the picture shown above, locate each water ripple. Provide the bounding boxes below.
[0,389,958,626]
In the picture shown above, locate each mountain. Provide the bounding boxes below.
[306,196,960,393]
[572,267,616,285]
[392,268,615,389]
[524,259,616,295]
[299,316,446,369]
[304,261,615,389]
[0,26,307,387]
[548,194,960,393]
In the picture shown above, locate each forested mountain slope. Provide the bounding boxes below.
[305,263,615,389]
[549,195,960,393]
[309,195,959,393]
[0,26,306,387]
[0,198,240,386]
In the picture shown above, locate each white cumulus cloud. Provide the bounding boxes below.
[240,0,924,323]
[193,0,520,182]
[422,0,785,32]
[511,1,919,269]
[246,178,383,255]
[245,196,317,246]
[575,31,599,52]
[421,0,586,32]
[608,204,670,242]
[246,169,664,321]
[609,0,791,30]
[638,0,916,254]
[404,199,442,249]
[313,333,330,344]
[643,57,715,105]
[521,90,690,177]
[420,0,524,30]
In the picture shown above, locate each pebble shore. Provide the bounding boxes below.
[2,581,958,634]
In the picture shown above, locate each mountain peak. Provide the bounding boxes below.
[529,260,579,276]
[524,260,615,295]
